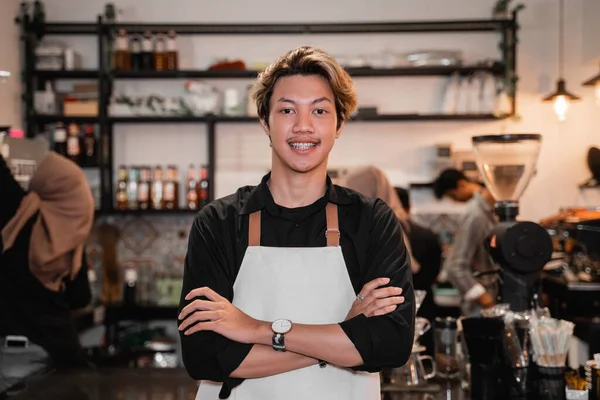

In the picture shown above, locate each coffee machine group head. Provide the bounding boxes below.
[471,134,553,312]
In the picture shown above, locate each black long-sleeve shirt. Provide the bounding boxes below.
[178,173,415,397]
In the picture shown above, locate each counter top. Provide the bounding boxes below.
[6,368,468,400]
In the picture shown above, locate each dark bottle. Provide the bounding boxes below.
[137,166,150,210]
[52,123,67,156]
[186,164,198,210]
[127,167,139,210]
[140,31,154,71]
[150,166,164,210]
[83,124,97,166]
[66,123,81,164]
[122,263,137,306]
[130,35,142,70]
[116,165,128,210]
[154,33,166,71]
[198,164,210,207]
[163,165,179,209]
[166,30,178,70]
[113,29,131,71]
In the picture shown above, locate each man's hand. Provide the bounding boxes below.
[178,287,261,344]
[345,277,405,321]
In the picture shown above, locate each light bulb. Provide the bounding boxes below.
[553,95,568,121]
[595,81,600,106]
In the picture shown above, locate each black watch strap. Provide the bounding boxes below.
[272,333,286,352]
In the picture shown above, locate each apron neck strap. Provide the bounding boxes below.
[247,203,340,247]
[248,211,261,246]
[325,203,340,247]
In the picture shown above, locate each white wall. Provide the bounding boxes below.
[0,0,22,129]
[19,0,600,219]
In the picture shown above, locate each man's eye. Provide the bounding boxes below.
[314,109,327,115]
[281,109,294,114]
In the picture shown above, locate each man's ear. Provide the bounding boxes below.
[259,119,272,146]
[260,119,269,135]
[335,121,344,139]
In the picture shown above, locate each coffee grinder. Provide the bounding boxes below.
[471,134,553,312]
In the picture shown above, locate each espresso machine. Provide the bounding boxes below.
[471,134,554,312]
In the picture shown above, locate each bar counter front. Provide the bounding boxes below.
[4,368,469,400]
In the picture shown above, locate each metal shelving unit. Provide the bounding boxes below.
[16,12,522,215]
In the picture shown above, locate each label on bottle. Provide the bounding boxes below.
[67,136,80,155]
[54,128,66,142]
[131,40,141,53]
[116,36,129,51]
[166,38,177,52]
[116,190,128,204]
[164,182,175,201]
[155,39,165,53]
[138,182,149,202]
[142,38,153,53]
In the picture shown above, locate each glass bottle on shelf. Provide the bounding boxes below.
[198,164,210,207]
[154,33,166,71]
[130,35,141,71]
[138,166,151,210]
[166,30,178,71]
[66,122,81,164]
[163,165,179,210]
[116,165,128,210]
[113,29,131,71]
[140,31,154,71]
[127,167,139,210]
[150,165,164,210]
[186,164,198,210]
[52,123,67,157]
[82,124,97,166]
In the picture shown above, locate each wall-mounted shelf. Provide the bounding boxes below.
[18,19,516,36]
[110,64,504,79]
[17,12,521,213]
[33,113,511,126]
[32,114,99,124]
[34,69,99,79]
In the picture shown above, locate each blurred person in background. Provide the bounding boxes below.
[341,165,420,276]
[394,187,441,356]
[0,151,94,370]
[432,168,497,317]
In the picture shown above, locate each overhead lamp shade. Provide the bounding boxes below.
[542,79,581,121]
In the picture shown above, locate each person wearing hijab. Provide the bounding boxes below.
[340,165,421,275]
[0,151,94,368]
[394,187,442,356]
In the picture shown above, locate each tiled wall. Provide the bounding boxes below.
[85,215,195,305]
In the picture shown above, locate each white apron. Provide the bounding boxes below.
[195,203,380,400]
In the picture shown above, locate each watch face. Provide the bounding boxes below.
[272,319,292,334]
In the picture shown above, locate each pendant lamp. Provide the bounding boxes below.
[542,0,580,121]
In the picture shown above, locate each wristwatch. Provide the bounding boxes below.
[271,319,292,352]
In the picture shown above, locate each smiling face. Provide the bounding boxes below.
[262,74,342,176]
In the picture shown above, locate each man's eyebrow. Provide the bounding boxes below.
[276,97,333,104]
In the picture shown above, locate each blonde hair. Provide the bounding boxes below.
[252,46,358,129]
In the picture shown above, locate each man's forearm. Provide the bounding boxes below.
[230,344,317,379]
[252,322,363,368]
